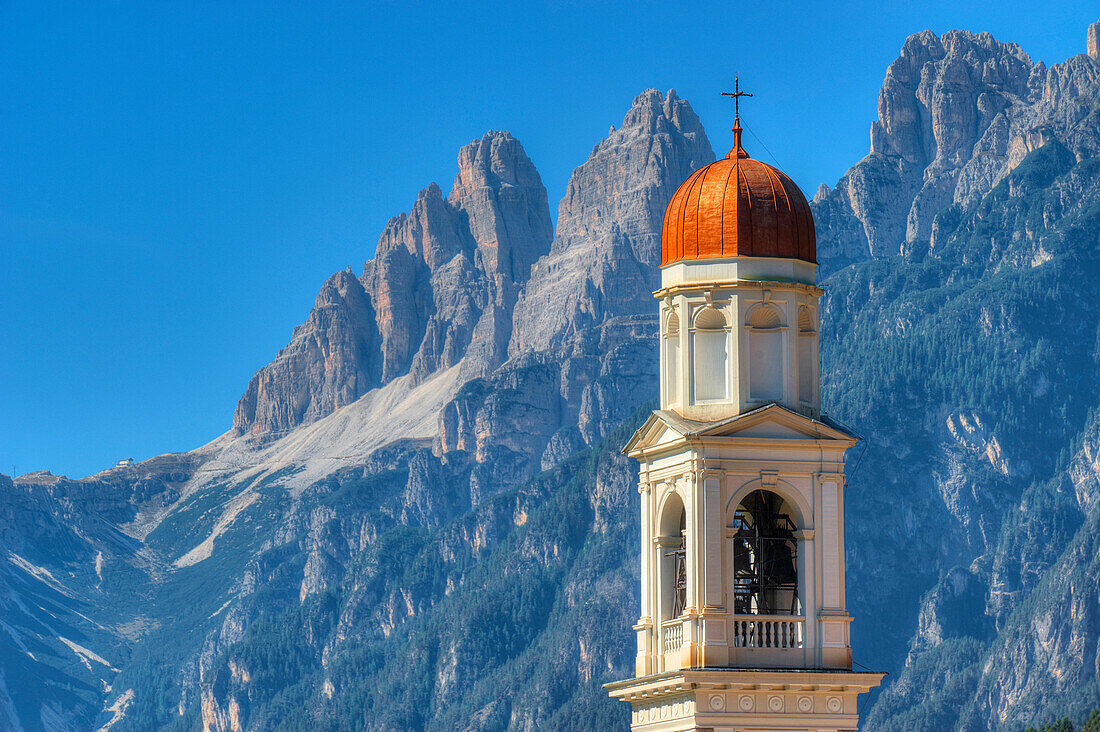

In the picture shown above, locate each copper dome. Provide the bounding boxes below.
[661,121,816,266]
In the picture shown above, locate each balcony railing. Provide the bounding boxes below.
[731,615,804,649]
[661,619,684,654]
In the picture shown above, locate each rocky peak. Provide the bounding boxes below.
[447,130,553,285]
[509,89,713,354]
[322,266,366,303]
[813,23,1100,272]
[233,267,381,437]
[235,132,552,437]
[617,87,688,136]
[370,182,468,273]
[871,30,1032,167]
[1089,19,1100,61]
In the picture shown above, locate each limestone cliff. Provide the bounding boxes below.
[438,90,712,490]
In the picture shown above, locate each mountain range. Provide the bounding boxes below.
[3,20,1100,732]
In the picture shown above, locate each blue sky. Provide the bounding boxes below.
[1,1,1095,478]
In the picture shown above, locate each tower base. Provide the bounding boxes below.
[605,667,884,732]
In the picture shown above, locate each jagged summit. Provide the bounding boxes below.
[448,130,553,285]
[812,24,1100,271]
[233,130,552,437]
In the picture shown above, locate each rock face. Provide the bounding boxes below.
[234,131,552,436]
[509,89,713,353]
[961,415,1100,730]
[233,268,381,438]
[813,28,1100,272]
[365,131,553,386]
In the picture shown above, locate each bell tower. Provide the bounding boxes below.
[606,102,882,731]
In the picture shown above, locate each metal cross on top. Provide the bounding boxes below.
[721,76,754,119]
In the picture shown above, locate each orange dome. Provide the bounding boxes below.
[661,121,816,266]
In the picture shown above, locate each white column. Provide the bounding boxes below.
[728,292,741,413]
[638,480,654,675]
[703,476,722,607]
[653,532,665,672]
[639,480,652,623]
[836,479,847,611]
[797,527,817,667]
[684,474,698,611]
[821,480,840,609]
[678,295,689,408]
[658,318,667,409]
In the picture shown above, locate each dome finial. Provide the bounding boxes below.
[721,76,753,159]
[730,116,748,159]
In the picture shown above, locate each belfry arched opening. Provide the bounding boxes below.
[731,489,799,617]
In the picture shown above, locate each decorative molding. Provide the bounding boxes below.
[652,279,825,300]
[815,471,845,486]
[725,475,812,531]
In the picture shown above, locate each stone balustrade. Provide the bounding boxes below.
[662,619,684,654]
[731,615,805,649]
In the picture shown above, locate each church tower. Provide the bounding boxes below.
[607,99,882,731]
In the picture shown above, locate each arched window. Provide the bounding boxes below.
[797,306,816,404]
[747,304,785,402]
[659,492,687,621]
[692,306,728,403]
[665,310,680,406]
[731,490,799,615]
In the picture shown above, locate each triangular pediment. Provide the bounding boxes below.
[623,404,856,456]
[652,423,681,446]
[696,404,857,443]
[622,412,691,455]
